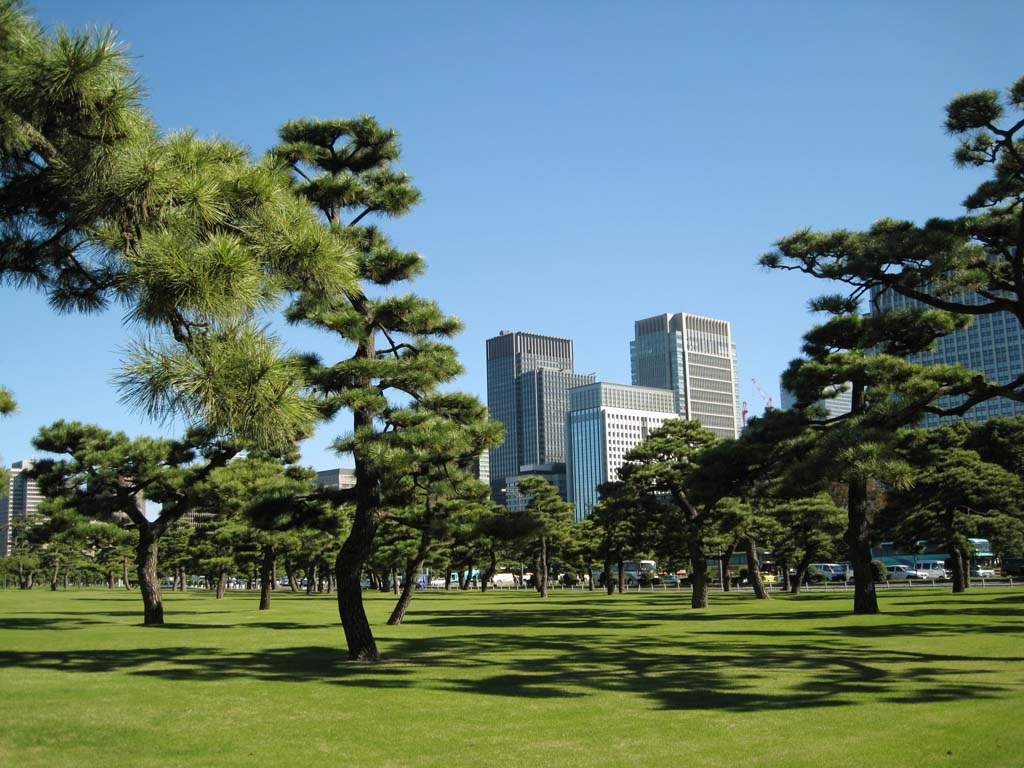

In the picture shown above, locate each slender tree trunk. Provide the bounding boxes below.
[259,544,274,611]
[845,476,879,614]
[480,550,497,593]
[216,567,227,600]
[271,559,277,591]
[604,552,615,595]
[585,555,595,591]
[136,527,164,626]
[540,537,549,598]
[791,555,813,595]
[388,555,425,626]
[107,570,115,590]
[335,504,381,661]
[688,539,709,609]
[285,559,299,593]
[177,565,186,591]
[122,556,132,590]
[721,540,737,592]
[63,563,70,589]
[616,551,625,594]
[949,541,968,594]
[50,558,60,591]
[744,538,770,599]
[306,560,316,595]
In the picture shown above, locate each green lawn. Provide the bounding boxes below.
[0,586,1021,767]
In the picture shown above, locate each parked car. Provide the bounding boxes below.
[885,564,915,580]
[970,566,996,578]
[658,573,681,587]
[810,563,849,582]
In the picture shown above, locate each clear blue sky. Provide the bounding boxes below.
[2,0,1018,472]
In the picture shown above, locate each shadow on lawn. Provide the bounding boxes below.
[1,598,1019,713]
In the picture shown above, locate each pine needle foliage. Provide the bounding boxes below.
[0,2,356,448]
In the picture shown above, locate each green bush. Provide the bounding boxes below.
[871,560,888,582]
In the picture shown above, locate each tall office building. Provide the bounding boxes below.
[780,381,853,419]
[871,287,1024,427]
[485,331,595,504]
[566,382,677,521]
[630,313,742,439]
[1,461,43,557]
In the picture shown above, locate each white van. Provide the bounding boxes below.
[916,560,949,579]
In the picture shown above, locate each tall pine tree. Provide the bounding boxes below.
[272,116,470,660]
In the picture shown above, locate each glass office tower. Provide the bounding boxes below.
[871,287,1024,427]
[630,313,741,439]
[566,382,677,521]
[485,331,594,505]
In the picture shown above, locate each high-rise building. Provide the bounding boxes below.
[630,313,741,439]
[2,461,43,557]
[566,382,677,521]
[871,287,1024,427]
[779,381,853,419]
[485,331,594,504]
[315,468,357,492]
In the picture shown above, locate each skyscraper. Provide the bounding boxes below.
[870,287,1024,427]
[630,313,741,439]
[485,331,594,504]
[566,382,677,521]
[1,461,43,557]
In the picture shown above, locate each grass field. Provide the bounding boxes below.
[0,586,1021,767]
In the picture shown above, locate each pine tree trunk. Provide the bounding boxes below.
[688,540,709,609]
[177,565,186,591]
[949,543,968,594]
[744,538,770,599]
[846,477,879,614]
[604,553,615,595]
[107,570,115,590]
[540,537,549,598]
[136,527,164,625]
[216,568,227,600]
[50,558,60,591]
[616,552,625,594]
[123,556,132,590]
[285,559,299,592]
[480,550,497,593]
[791,555,812,595]
[388,557,424,626]
[335,507,381,661]
[63,563,70,589]
[721,540,737,592]
[259,544,273,611]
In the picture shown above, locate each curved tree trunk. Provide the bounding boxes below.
[845,477,879,614]
[744,538,770,599]
[259,544,274,611]
[480,549,497,593]
[790,555,813,594]
[721,540,737,592]
[284,559,299,592]
[50,558,60,591]
[687,540,709,609]
[335,503,381,661]
[136,527,164,625]
[388,556,425,626]
[122,556,132,590]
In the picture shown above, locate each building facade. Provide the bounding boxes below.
[315,468,357,492]
[779,381,853,419]
[566,382,677,521]
[630,313,741,439]
[1,461,43,557]
[871,287,1024,427]
[485,331,594,504]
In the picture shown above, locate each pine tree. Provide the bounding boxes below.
[272,116,472,660]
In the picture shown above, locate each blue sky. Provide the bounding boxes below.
[2,0,1019,472]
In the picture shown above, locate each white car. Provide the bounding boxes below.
[885,564,915,580]
[971,566,996,578]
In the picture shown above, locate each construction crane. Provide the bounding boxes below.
[751,378,773,411]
